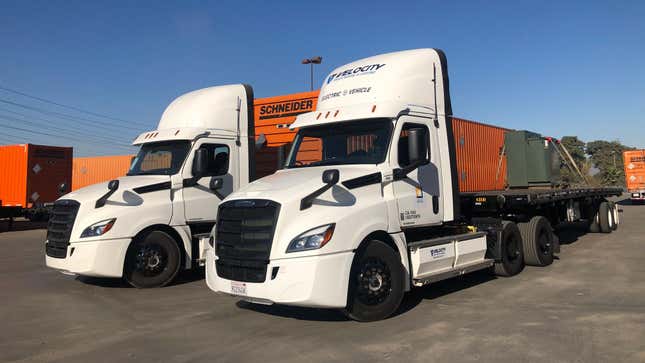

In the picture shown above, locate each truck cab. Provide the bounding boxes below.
[206,49,488,320]
[45,84,258,287]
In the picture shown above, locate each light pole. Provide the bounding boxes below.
[302,56,322,91]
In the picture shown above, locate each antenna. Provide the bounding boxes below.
[432,64,439,127]
[235,96,241,146]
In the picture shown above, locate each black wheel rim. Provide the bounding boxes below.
[135,242,168,277]
[538,231,551,256]
[505,235,521,262]
[356,257,392,306]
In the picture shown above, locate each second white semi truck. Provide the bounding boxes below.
[205,49,621,321]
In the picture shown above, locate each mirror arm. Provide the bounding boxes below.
[95,180,119,208]
[393,160,427,181]
[300,183,335,210]
[183,176,201,187]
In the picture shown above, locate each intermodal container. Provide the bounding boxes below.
[72,155,134,191]
[623,150,645,192]
[0,144,73,207]
[452,117,509,192]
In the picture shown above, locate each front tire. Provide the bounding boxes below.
[344,240,405,322]
[493,221,525,277]
[518,216,555,267]
[124,230,181,288]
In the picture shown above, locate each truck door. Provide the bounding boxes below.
[182,139,237,223]
[391,117,443,227]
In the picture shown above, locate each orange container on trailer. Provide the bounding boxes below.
[623,150,645,192]
[72,155,134,191]
[452,117,509,192]
[0,144,73,207]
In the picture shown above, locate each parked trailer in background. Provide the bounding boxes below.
[72,155,134,191]
[45,89,318,288]
[0,144,72,225]
[206,49,622,321]
[624,149,645,203]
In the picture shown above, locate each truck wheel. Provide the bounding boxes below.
[493,221,525,277]
[609,202,619,230]
[587,205,600,233]
[518,216,554,266]
[344,240,405,322]
[124,230,181,288]
[598,202,612,233]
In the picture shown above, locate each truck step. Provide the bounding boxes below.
[412,259,494,287]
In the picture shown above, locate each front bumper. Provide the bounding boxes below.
[630,192,645,201]
[45,238,131,278]
[205,248,354,308]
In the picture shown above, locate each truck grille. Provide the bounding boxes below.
[215,199,279,283]
[46,200,80,258]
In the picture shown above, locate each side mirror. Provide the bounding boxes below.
[108,179,119,191]
[210,178,223,191]
[407,128,428,164]
[58,182,68,195]
[322,169,339,185]
[192,148,209,178]
[255,133,267,150]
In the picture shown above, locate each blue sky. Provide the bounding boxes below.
[1,0,644,156]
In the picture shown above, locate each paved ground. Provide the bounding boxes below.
[2,198,645,363]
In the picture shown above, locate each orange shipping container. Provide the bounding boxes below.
[72,155,133,191]
[452,117,509,192]
[623,150,645,191]
[0,144,73,207]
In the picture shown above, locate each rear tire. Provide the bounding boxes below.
[493,221,525,277]
[124,230,181,288]
[344,240,405,322]
[518,216,554,266]
[587,205,600,233]
[598,201,612,233]
[609,201,619,230]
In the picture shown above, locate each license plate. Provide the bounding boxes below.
[231,281,247,296]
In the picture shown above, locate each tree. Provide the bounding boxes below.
[558,136,587,185]
[586,140,634,187]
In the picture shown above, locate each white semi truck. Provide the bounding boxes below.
[45,85,268,288]
[205,49,621,321]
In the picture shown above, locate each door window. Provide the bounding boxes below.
[397,123,430,167]
[197,144,230,176]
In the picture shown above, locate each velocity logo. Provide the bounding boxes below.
[326,63,386,84]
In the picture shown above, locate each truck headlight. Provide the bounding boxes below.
[80,218,116,238]
[286,224,335,253]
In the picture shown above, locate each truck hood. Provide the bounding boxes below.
[224,165,390,260]
[62,175,170,205]
[56,175,172,242]
[232,165,380,203]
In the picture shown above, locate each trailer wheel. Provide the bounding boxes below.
[587,205,600,233]
[518,216,554,266]
[609,201,619,230]
[598,201,612,233]
[124,230,181,288]
[343,240,405,322]
[493,221,525,277]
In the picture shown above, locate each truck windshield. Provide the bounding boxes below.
[127,141,191,176]
[286,118,392,168]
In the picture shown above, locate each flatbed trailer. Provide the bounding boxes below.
[461,187,622,216]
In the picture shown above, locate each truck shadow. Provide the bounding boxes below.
[76,268,205,288]
[236,270,497,322]
[0,219,48,233]
[617,198,642,206]
[555,223,589,245]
